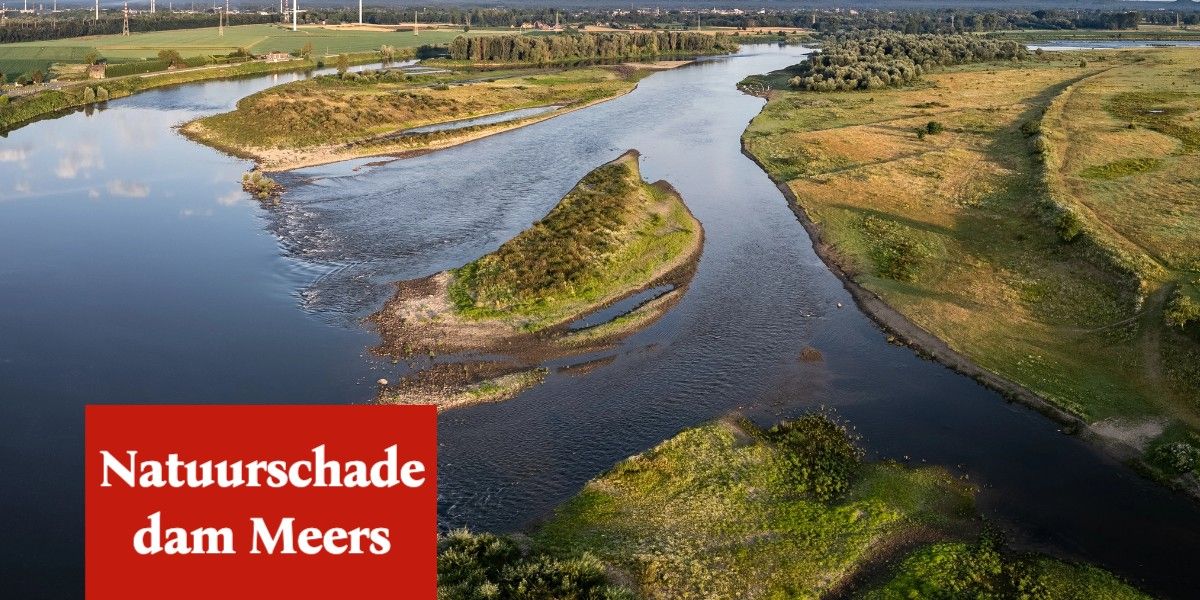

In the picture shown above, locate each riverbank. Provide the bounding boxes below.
[373,150,703,407]
[180,64,657,171]
[0,57,317,132]
[440,415,1150,599]
[741,46,1200,492]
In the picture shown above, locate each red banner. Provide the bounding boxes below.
[85,404,436,599]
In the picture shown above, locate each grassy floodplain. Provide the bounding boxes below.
[182,64,655,170]
[0,23,512,78]
[742,46,1200,485]
[375,150,702,407]
[440,415,1149,599]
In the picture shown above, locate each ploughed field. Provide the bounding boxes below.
[742,47,1200,486]
[182,65,651,170]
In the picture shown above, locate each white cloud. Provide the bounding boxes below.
[216,189,244,206]
[106,179,150,198]
[180,208,213,218]
[0,148,28,163]
[54,142,103,179]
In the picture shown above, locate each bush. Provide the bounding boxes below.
[241,170,281,202]
[1020,120,1041,137]
[765,413,864,501]
[925,120,945,135]
[1151,442,1199,475]
[95,86,109,101]
[1165,287,1200,330]
[862,215,933,282]
[438,530,632,600]
[1056,208,1083,243]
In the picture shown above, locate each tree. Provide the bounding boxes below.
[83,86,97,103]
[300,42,314,58]
[336,53,350,75]
[32,70,44,84]
[157,49,184,68]
[83,50,100,65]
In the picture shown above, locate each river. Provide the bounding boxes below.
[1,44,1198,598]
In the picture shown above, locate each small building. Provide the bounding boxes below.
[86,64,106,79]
[263,51,292,63]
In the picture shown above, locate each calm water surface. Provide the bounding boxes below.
[2,45,1199,598]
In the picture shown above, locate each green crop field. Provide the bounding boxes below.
[0,24,511,80]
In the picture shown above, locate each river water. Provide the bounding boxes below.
[2,45,1198,598]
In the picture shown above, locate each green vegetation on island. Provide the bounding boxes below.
[448,151,697,330]
[439,415,1149,599]
[741,37,1200,489]
[373,150,703,363]
[183,65,654,170]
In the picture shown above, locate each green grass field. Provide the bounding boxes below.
[0,24,510,80]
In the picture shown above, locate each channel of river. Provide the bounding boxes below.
[1,44,1198,598]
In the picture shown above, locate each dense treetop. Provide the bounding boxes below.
[785,31,1029,92]
[447,31,737,63]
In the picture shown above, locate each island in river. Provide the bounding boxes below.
[373,150,703,408]
[181,64,668,171]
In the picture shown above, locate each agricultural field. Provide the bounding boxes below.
[743,47,1200,483]
[440,416,1149,599]
[0,23,511,81]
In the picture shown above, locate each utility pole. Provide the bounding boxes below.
[122,1,129,35]
[357,0,361,25]
[413,10,418,36]
[217,2,223,36]
[291,0,296,32]
[94,0,98,21]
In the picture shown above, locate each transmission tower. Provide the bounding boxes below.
[122,2,130,35]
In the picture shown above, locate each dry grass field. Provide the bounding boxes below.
[744,48,1200,479]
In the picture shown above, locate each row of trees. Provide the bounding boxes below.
[0,10,276,43]
[787,32,1028,92]
[812,9,1148,34]
[447,32,737,63]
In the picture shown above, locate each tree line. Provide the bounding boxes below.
[447,32,738,63]
[0,11,276,44]
[786,32,1029,92]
